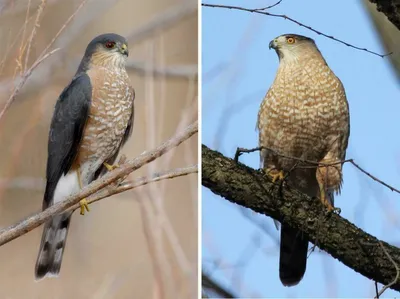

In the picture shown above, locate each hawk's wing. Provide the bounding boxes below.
[121,87,135,146]
[43,73,92,209]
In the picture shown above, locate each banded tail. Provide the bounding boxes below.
[34,211,73,280]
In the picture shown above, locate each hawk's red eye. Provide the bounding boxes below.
[105,41,115,49]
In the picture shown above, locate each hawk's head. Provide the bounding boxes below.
[83,33,129,69]
[269,34,318,61]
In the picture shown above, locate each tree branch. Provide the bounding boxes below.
[202,3,392,58]
[368,0,400,31]
[202,273,236,298]
[0,121,198,246]
[70,164,198,212]
[0,0,88,122]
[202,144,400,292]
[0,48,60,121]
[235,146,400,195]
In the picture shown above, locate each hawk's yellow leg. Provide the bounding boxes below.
[77,167,90,215]
[267,168,285,183]
[317,170,341,213]
[103,162,119,172]
[318,183,333,212]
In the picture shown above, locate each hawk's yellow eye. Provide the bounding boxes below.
[286,37,295,44]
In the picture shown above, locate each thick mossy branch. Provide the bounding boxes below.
[369,0,400,30]
[202,144,400,292]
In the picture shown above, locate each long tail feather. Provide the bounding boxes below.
[35,211,72,280]
[279,224,308,286]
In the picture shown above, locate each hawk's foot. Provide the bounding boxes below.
[79,198,90,215]
[103,162,119,172]
[267,169,285,183]
[319,186,341,214]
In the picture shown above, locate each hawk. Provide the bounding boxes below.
[257,34,350,286]
[35,33,135,280]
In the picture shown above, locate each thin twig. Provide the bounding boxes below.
[0,121,198,246]
[235,146,400,195]
[0,48,59,121]
[0,12,36,76]
[16,0,32,76]
[375,242,400,298]
[254,0,283,11]
[0,0,87,122]
[348,160,400,194]
[202,273,236,298]
[235,146,348,167]
[24,0,46,72]
[37,0,88,61]
[202,3,392,58]
[69,165,198,211]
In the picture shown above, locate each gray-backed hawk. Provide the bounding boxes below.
[257,34,350,286]
[35,33,135,280]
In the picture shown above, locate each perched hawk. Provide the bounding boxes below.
[35,33,135,279]
[257,34,350,286]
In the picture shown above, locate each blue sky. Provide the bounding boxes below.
[202,0,400,297]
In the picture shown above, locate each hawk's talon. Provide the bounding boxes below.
[103,162,119,172]
[79,198,90,215]
[268,169,285,183]
[319,186,340,214]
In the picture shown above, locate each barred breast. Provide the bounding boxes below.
[75,66,134,168]
[258,57,349,171]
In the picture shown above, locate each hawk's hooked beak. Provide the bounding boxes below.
[120,43,129,56]
[269,39,277,50]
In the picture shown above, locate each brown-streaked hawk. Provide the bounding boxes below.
[257,34,350,286]
[35,33,135,280]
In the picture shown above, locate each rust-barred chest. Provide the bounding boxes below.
[76,67,134,163]
[258,59,349,162]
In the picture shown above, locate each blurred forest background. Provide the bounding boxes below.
[202,0,400,297]
[0,0,198,298]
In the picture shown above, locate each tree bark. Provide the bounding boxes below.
[368,0,400,30]
[202,144,400,292]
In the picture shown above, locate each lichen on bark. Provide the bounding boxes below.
[202,144,400,292]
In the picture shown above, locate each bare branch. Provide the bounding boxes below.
[0,48,60,121]
[202,145,400,292]
[368,0,400,30]
[202,273,236,298]
[255,0,284,11]
[0,0,88,121]
[0,121,198,246]
[69,165,198,211]
[37,0,88,61]
[202,3,392,58]
[375,242,400,298]
[23,0,46,72]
